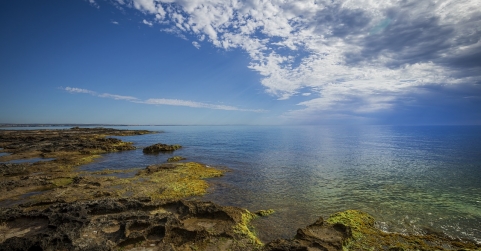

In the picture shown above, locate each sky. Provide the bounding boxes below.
[0,0,480,125]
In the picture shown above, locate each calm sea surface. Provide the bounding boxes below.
[8,125,481,243]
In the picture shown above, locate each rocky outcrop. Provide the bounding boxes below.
[0,127,153,155]
[1,199,479,251]
[140,163,179,174]
[0,198,261,251]
[264,218,351,251]
[143,143,182,154]
[0,163,30,177]
[0,128,156,205]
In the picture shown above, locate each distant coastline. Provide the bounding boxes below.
[0,124,261,127]
[0,124,157,127]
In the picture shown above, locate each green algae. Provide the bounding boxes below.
[255,209,275,217]
[167,156,186,162]
[326,210,480,251]
[233,210,263,247]
[327,210,375,240]
[51,177,74,187]
[27,162,226,204]
[137,162,224,200]
[0,128,159,205]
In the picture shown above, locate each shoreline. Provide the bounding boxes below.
[0,127,479,250]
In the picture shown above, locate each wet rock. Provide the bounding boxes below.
[255,209,275,217]
[264,217,351,251]
[0,128,152,156]
[143,143,182,154]
[140,163,179,175]
[0,128,156,205]
[167,156,186,162]
[0,163,30,177]
[0,198,260,251]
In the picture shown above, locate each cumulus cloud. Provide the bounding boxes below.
[192,41,200,49]
[142,19,153,27]
[110,0,481,122]
[62,87,264,112]
[86,0,99,8]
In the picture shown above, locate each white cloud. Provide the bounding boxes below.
[64,87,96,95]
[87,0,99,8]
[192,41,200,49]
[62,87,264,112]
[143,98,265,112]
[98,93,138,101]
[142,19,153,27]
[161,27,187,40]
[108,0,481,121]
[111,21,119,25]
[132,0,156,14]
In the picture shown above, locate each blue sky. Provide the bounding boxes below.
[1,0,480,125]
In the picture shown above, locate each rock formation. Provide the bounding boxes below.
[143,143,182,154]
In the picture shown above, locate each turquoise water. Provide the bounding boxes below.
[57,125,481,243]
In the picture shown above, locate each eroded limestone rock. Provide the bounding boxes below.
[0,198,261,251]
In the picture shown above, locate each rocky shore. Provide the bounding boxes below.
[0,128,479,250]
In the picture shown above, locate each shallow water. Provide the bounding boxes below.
[63,125,481,243]
[0,158,54,164]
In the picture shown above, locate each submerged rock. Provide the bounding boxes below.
[143,143,182,154]
[167,156,186,162]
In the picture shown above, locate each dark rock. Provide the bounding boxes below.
[143,143,182,154]
[264,217,351,251]
[0,198,260,251]
[140,163,179,175]
[0,163,31,177]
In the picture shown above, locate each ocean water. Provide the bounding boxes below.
[18,125,481,243]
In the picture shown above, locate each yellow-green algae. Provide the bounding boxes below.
[0,128,156,203]
[28,162,225,204]
[255,209,275,217]
[50,177,74,187]
[233,209,263,247]
[167,156,186,162]
[326,210,480,251]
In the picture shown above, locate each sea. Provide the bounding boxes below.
[3,125,481,243]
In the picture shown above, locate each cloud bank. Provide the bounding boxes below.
[63,87,265,112]
[108,0,480,123]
